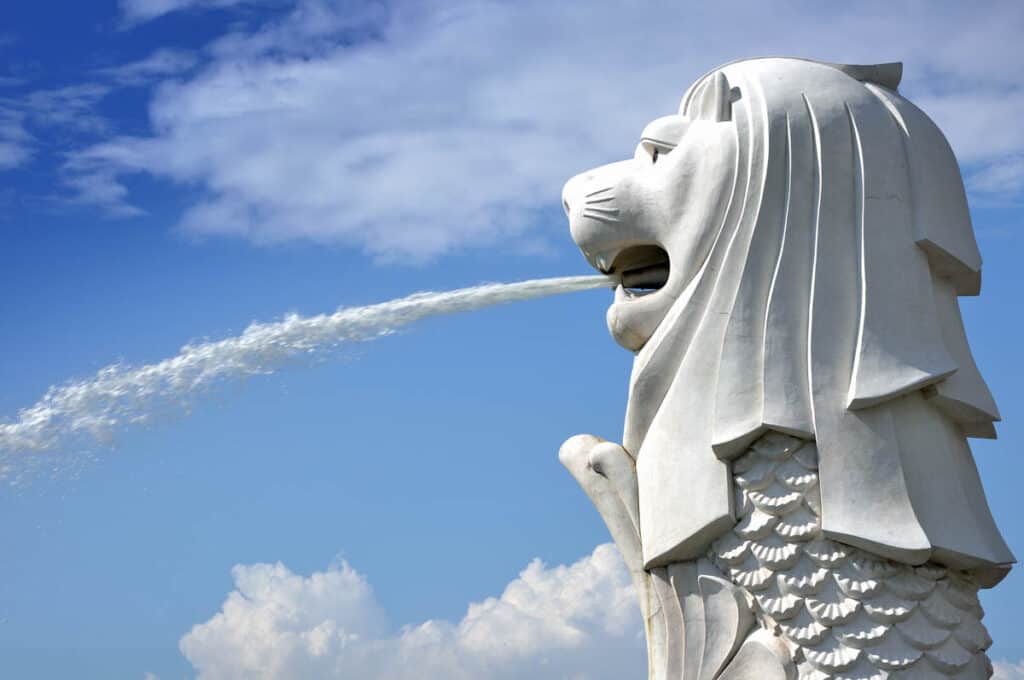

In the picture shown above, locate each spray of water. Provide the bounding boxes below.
[0,275,611,474]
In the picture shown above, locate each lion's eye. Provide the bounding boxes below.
[639,140,673,164]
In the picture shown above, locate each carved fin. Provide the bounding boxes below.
[717,628,795,680]
[652,568,685,680]
[697,574,755,680]
[669,561,707,680]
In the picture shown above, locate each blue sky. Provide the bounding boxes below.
[0,1,1022,678]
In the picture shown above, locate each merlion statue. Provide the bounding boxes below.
[558,57,1014,680]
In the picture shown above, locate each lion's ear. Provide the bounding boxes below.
[692,72,736,122]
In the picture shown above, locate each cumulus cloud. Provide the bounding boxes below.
[995,660,1024,680]
[180,543,643,679]
[63,0,1024,257]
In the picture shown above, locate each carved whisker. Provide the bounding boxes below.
[584,195,617,205]
[581,211,620,225]
[582,207,620,216]
[585,185,615,198]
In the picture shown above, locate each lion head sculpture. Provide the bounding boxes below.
[561,57,1013,583]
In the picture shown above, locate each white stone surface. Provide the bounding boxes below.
[560,57,1014,680]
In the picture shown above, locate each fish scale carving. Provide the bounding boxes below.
[709,432,993,680]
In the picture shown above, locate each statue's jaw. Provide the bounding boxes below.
[613,244,670,293]
[603,244,676,351]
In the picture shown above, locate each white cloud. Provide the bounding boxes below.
[98,48,198,86]
[0,46,191,175]
[120,0,248,24]
[22,83,111,134]
[0,108,31,170]
[62,168,143,217]
[180,543,643,679]
[915,90,1024,165]
[994,660,1024,680]
[969,156,1024,196]
[0,81,114,172]
[66,0,1024,257]
[0,81,113,173]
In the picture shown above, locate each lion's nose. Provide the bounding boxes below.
[561,172,590,218]
[561,180,576,218]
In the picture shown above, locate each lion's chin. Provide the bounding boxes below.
[607,285,675,352]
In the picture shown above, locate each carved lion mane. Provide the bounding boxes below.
[561,57,1012,583]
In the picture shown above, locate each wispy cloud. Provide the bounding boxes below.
[61,0,1024,258]
[22,83,111,134]
[0,107,31,170]
[969,157,1024,196]
[914,87,1024,199]
[0,46,192,178]
[97,48,198,86]
[181,543,642,679]
[0,81,115,172]
[119,0,248,25]
[0,83,111,177]
[60,168,143,216]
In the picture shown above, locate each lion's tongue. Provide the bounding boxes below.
[620,262,669,292]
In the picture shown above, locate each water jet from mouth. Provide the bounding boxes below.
[0,275,613,480]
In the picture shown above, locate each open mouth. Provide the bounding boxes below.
[611,245,670,299]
